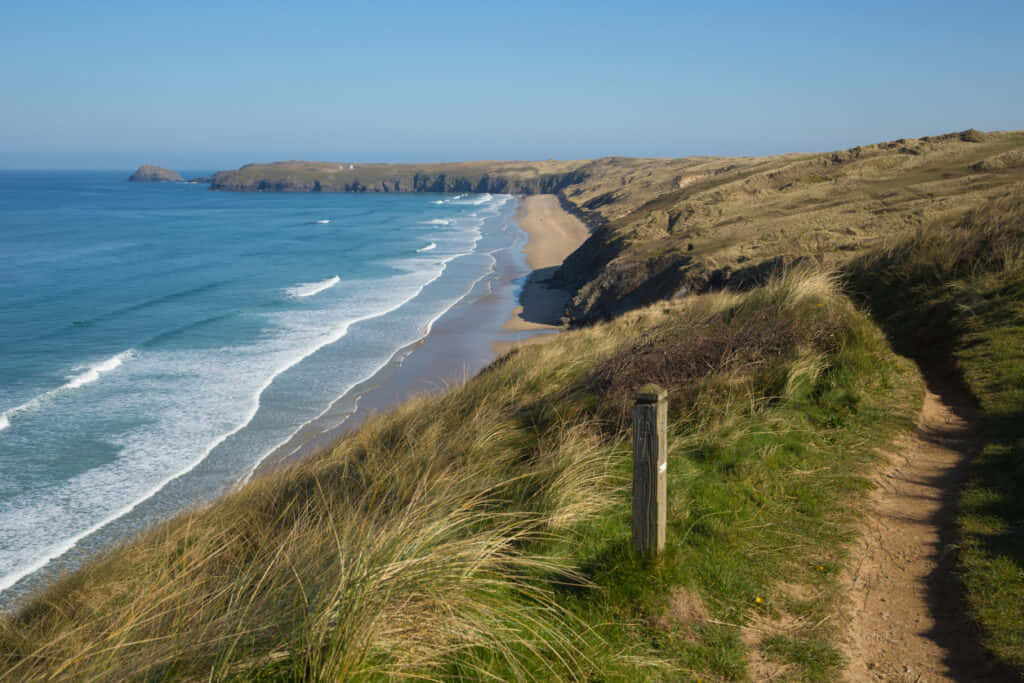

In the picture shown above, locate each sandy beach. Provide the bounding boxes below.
[255,194,590,474]
[492,195,591,354]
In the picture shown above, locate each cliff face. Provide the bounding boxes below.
[208,160,587,195]
[128,165,183,182]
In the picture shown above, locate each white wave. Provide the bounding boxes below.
[446,193,492,206]
[0,351,133,432]
[446,193,509,207]
[316,219,330,224]
[430,194,467,206]
[416,242,437,253]
[286,275,340,299]
[419,219,450,225]
[431,191,511,208]
[65,352,131,390]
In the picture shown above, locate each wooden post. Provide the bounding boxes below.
[632,384,667,558]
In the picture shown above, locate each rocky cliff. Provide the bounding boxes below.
[128,165,183,182]
[208,160,587,195]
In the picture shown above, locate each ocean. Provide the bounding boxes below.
[0,171,526,605]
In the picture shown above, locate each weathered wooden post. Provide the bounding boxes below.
[632,384,667,558]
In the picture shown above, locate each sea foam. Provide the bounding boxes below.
[416,242,437,253]
[242,233,493,484]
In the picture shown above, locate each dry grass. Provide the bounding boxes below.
[593,269,843,424]
[558,129,1024,323]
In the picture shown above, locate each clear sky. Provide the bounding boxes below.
[2,0,1021,169]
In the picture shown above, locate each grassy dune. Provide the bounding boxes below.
[0,272,920,680]
[557,129,1024,323]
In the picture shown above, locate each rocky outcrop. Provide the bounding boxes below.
[128,165,183,183]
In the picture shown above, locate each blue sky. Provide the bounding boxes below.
[1,0,1021,169]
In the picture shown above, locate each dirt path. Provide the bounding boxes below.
[841,373,1003,681]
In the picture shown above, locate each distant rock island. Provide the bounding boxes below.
[128,165,183,183]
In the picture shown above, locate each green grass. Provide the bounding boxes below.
[541,275,921,680]
[0,271,921,680]
[846,188,1024,674]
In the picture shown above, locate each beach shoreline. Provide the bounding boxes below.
[492,195,590,355]
[254,194,590,475]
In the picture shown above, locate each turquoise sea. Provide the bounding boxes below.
[0,171,525,604]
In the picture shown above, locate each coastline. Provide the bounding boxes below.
[254,194,590,475]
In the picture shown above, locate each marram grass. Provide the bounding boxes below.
[1,269,922,680]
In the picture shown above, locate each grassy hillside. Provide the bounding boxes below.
[0,272,920,680]
[556,130,1024,324]
[846,190,1024,672]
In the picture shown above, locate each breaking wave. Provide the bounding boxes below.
[286,276,341,299]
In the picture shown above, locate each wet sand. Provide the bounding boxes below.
[254,194,590,474]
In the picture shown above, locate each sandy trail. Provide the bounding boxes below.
[841,374,1004,681]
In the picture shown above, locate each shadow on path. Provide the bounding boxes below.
[912,363,1016,681]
